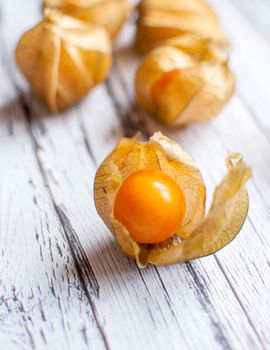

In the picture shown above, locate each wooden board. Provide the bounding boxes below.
[0,0,269,349]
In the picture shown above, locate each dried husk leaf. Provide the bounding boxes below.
[94,132,206,266]
[94,133,251,267]
[148,152,251,265]
[135,0,229,53]
[135,45,235,126]
[43,0,131,39]
[16,10,112,112]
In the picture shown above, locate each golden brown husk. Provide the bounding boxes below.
[16,10,112,112]
[43,0,131,39]
[135,42,235,127]
[135,0,229,53]
[94,133,251,267]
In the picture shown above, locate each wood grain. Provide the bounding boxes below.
[0,0,269,349]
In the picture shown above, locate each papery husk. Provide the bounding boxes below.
[94,132,206,267]
[43,0,131,39]
[149,34,225,61]
[148,152,251,265]
[94,133,251,267]
[135,0,229,53]
[135,45,235,126]
[16,10,112,112]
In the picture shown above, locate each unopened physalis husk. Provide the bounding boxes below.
[43,0,131,39]
[16,10,112,112]
[135,40,235,126]
[94,132,251,268]
[135,0,229,53]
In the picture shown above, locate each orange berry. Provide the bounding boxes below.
[114,169,186,244]
[151,69,181,104]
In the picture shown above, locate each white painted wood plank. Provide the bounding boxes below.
[0,54,106,350]
[228,0,270,41]
[207,0,270,137]
[199,9,270,342]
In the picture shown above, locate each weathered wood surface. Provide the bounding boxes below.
[0,0,269,349]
